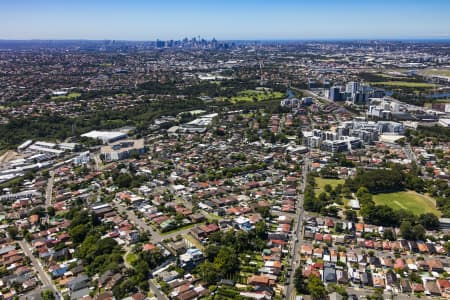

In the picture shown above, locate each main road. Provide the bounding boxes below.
[285,154,309,300]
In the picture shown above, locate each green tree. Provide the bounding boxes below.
[345,210,357,222]
[197,261,218,283]
[412,224,426,241]
[41,290,55,300]
[294,266,307,294]
[7,226,18,240]
[47,206,56,217]
[400,221,414,240]
[307,275,327,300]
[419,213,439,230]
[383,229,395,241]
[213,246,238,277]
[69,224,90,244]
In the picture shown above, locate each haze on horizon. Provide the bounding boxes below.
[1,0,450,41]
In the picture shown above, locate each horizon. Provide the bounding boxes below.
[1,37,450,43]
[1,0,449,40]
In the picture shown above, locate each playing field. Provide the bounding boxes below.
[373,190,440,216]
[371,81,435,88]
[315,177,345,194]
[51,92,81,100]
[230,90,285,103]
[421,68,450,77]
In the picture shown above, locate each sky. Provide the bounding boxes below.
[1,0,450,40]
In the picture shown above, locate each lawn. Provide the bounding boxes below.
[315,177,344,194]
[51,92,81,100]
[160,223,197,236]
[125,252,138,265]
[183,233,205,250]
[229,90,285,103]
[373,190,440,216]
[370,81,435,88]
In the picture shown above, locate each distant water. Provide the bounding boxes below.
[430,93,450,99]
[286,89,295,98]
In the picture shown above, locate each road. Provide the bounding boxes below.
[45,171,55,208]
[404,143,416,162]
[93,153,102,171]
[112,201,196,243]
[18,240,60,298]
[149,279,169,300]
[112,201,195,299]
[285,155,309,300]
[301,89,333,104]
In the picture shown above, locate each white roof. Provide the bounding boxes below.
[34,141,56,148]
[81,130,126,140]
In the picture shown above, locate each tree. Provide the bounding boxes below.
[412,224,426,241]
[324,184,332,193]
[307,275,327,300]
[256,206,271,219]
[294,266,307,294]
[41,290,55,300]
[236,231,249,252]
[400,221,425,241]
[419,213,439,230]
[115,173,133,188]
[318,192,329,203]
[400,221,415,240]
[383,229,395,241]
[213,246,238,277]
[255,221,267,240]
[197,261,218,283]
[204,244,221,262]
[47,206,56,217]
[362,205,398,227]
[345,210,357,222]
[367,288,384,300]
[346,168,404,193]
[7,226,18,240]
[69,224,90,244]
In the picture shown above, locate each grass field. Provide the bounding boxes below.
[315,177,345,194]
[51,92,81,100]
[229,90,285,103]
[421,68,450,77]
[373,190,440,216]
[371,81,435,88]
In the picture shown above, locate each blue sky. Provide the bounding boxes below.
[1,0,449,40]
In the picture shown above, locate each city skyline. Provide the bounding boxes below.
[1,0,450,40]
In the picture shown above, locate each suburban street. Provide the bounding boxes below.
[112,200,198,243]
[285,155,309,300]
[149,279,170,300]
[112,201,196,299]
[18,240,60,298]
[45,170,54,208]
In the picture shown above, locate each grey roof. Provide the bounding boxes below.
[68,274,90,291]
[70,287,91,300]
